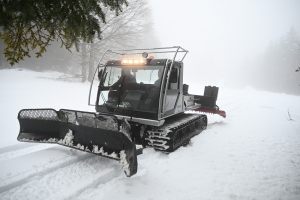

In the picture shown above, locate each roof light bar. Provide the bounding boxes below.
[122,58,147,65]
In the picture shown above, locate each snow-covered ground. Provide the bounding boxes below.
[0,69,299,200]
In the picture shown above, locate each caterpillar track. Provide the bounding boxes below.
[145,113,207,153]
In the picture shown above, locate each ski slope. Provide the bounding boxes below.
[0,69,300,200]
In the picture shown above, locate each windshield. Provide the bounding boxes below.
[98,65,165,113]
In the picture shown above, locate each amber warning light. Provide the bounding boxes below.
[122,58,147,65]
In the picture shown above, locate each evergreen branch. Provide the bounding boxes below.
[0,0,128,65]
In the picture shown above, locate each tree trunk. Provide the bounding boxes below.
[81,43,87,82]
[88,43,95,82]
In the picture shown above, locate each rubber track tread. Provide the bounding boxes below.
[145,113,207,153]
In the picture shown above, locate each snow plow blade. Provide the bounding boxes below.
[17,109,140,177]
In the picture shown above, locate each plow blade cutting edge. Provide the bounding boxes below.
[17,109,140,177]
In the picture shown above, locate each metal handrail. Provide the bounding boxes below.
[89,46,189,107]
[105,46,189,62]
[88,50,109,106]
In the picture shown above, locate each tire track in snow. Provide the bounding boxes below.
[0,155,122,200]
[0,143,56,162]
[73,151,149,200]
[203,93,244,125]
[0,143,37,152]
[217,94,240,101]
[219,95,245,109]
[218,91,253,120]
[48,164,123,200]
[0,146,93,194]
[43,152,148,200]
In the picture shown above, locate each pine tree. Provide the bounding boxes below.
[245,27,300,94]
[0,0,128,66]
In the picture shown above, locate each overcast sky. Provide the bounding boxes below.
[149,0,300,85]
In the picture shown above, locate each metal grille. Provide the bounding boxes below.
[60,110,118,131]
[95,114,119,131]
[19,109,59,121]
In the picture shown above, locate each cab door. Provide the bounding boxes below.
[161,63,182,117]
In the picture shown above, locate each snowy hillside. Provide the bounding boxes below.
[0,69,299,200]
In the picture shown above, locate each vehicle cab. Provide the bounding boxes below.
[88,47,188,126]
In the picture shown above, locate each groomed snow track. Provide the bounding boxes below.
[0,144,126,200]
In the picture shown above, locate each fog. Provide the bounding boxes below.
[1,0,299,94]
[149,0,300,88]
